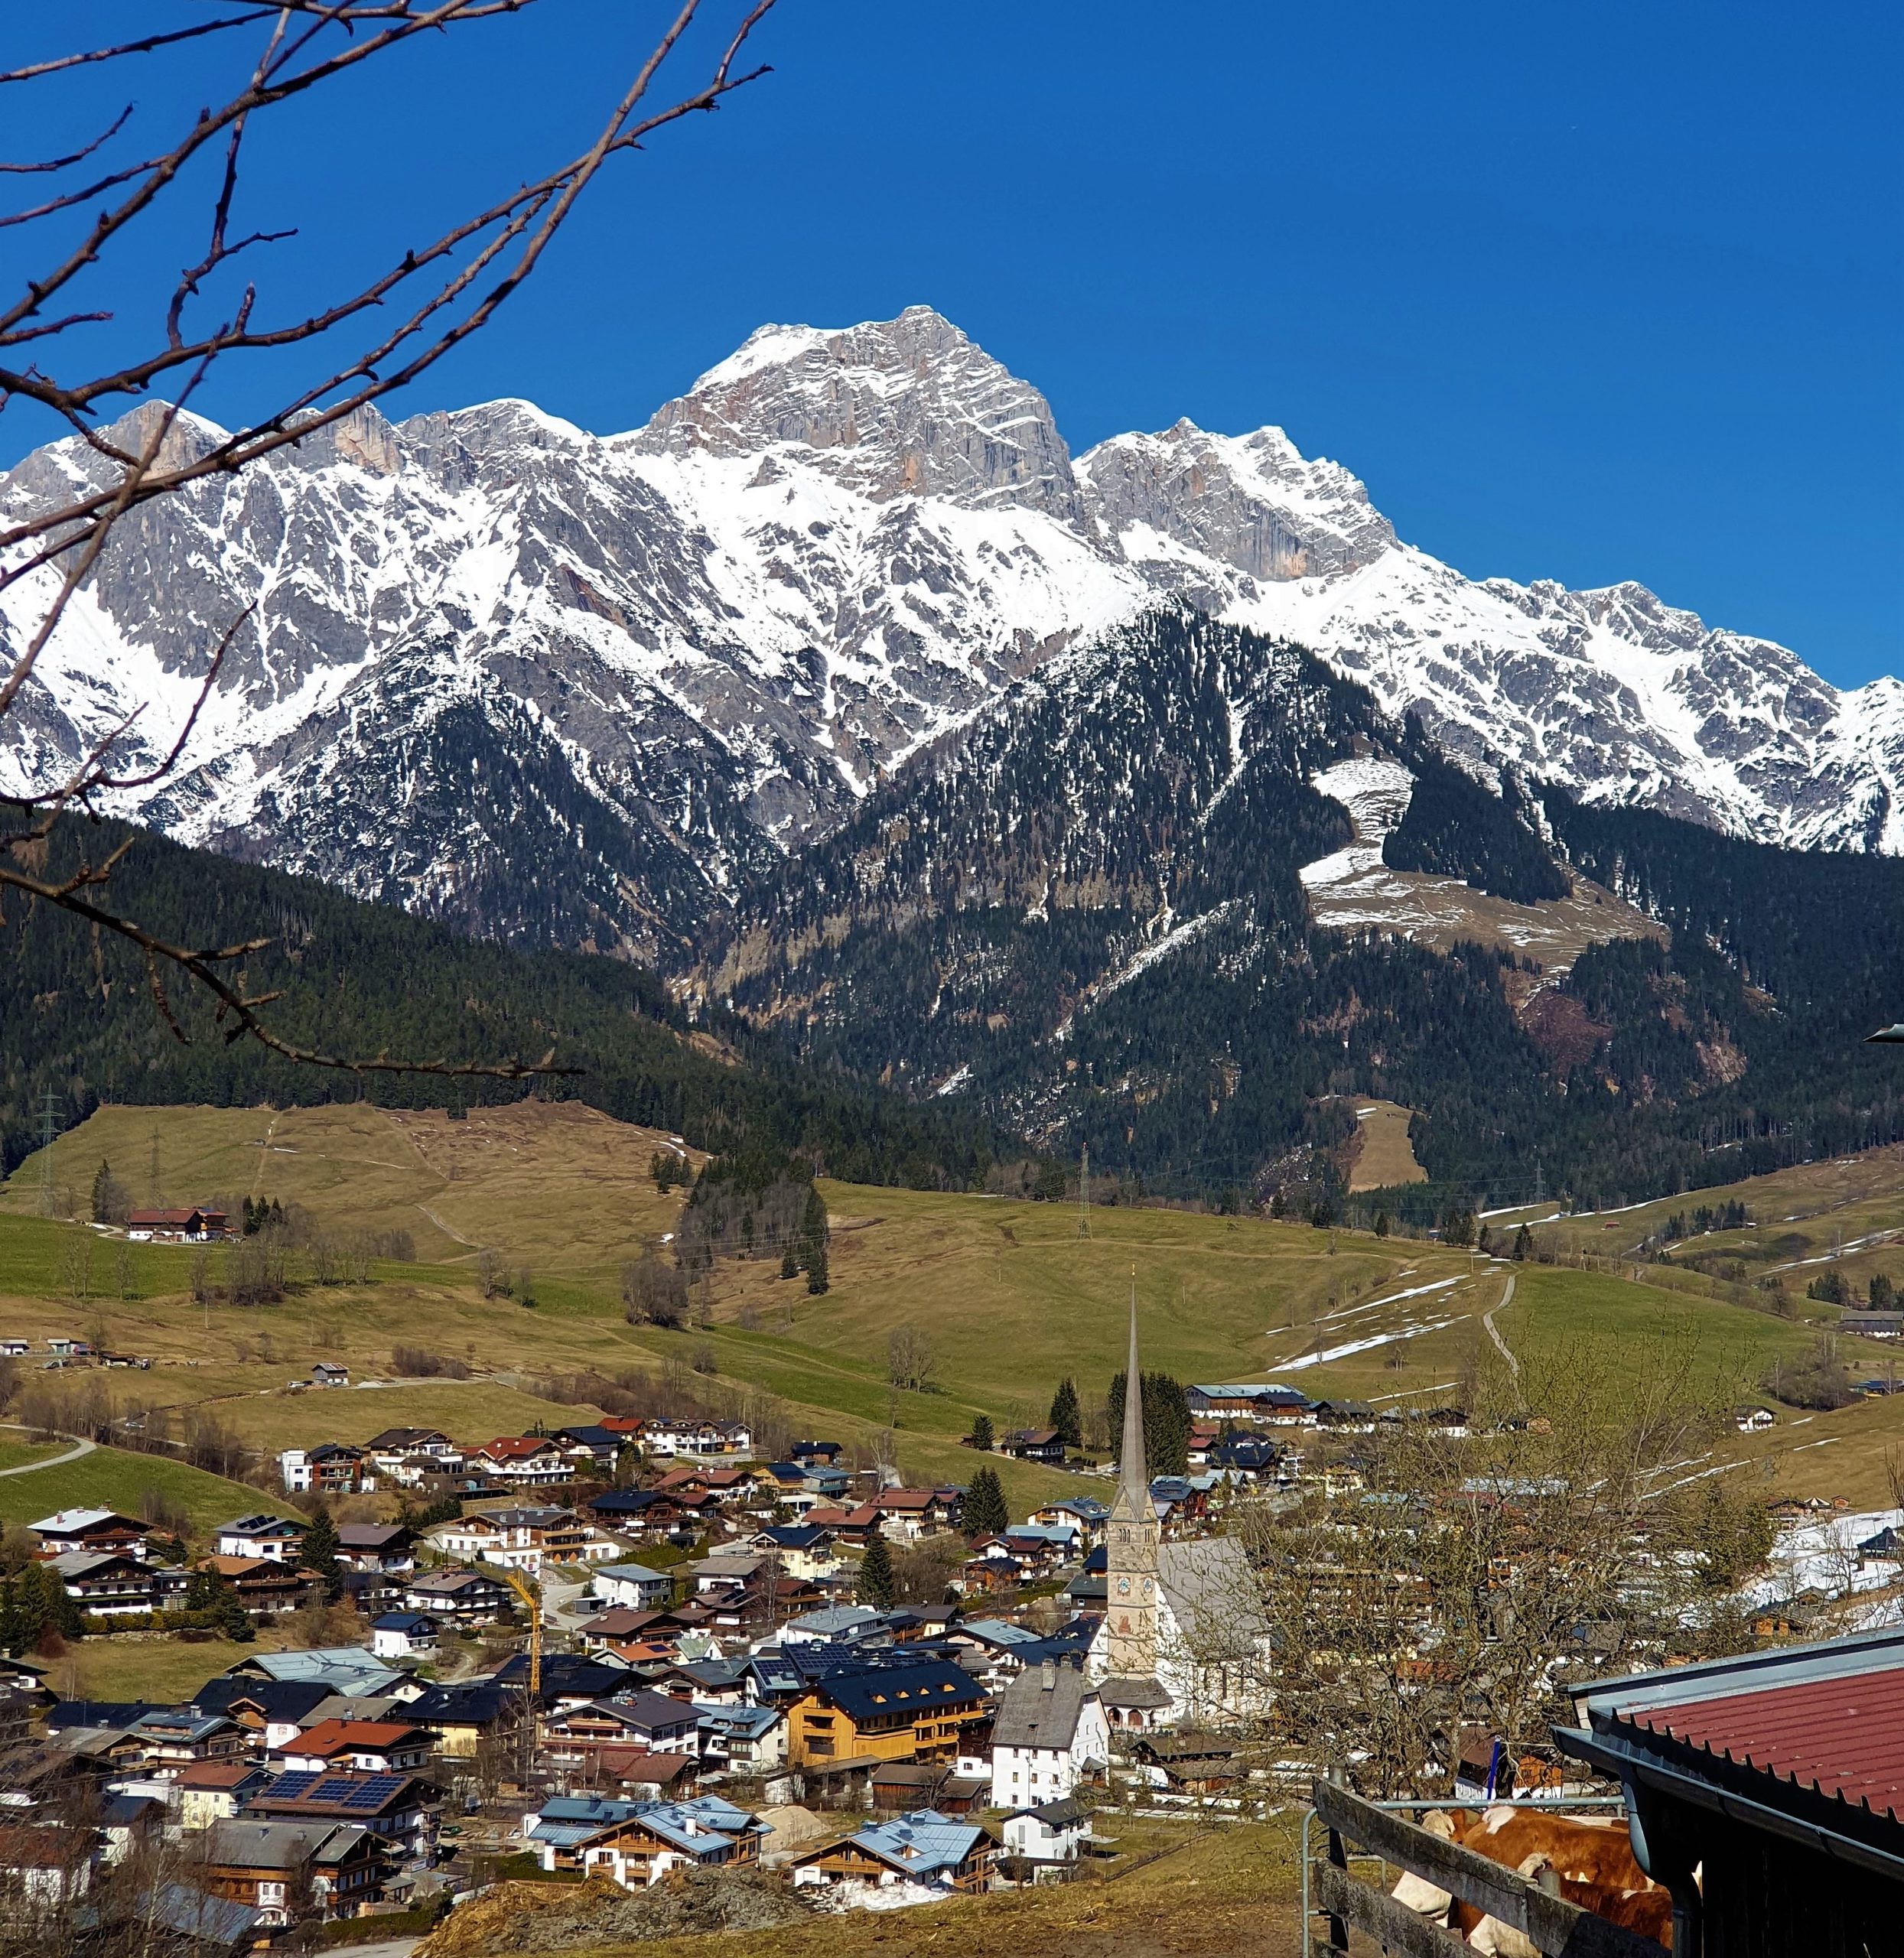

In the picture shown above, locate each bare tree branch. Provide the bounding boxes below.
[0,0,782,1082]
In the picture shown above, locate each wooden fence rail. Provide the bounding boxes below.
[1309,1780,1667,1958]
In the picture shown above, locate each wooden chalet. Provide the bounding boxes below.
[786,1660,989,1768]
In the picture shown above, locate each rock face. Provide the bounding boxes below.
[2,304,1899,963]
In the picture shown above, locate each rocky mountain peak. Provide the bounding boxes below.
[1078,418,1394,585]
[625,304,1089,525]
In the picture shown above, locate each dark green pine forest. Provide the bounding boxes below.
[0,815,990,1188]
[8,608,1904,1220]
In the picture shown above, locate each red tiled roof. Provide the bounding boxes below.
[1621,1664,1904,1821]
[290,1719,429,1756]
[176,1761,261,1790]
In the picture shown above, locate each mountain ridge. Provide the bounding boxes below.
[3,304,1900,971]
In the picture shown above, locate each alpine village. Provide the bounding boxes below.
[2,9,1903,1958]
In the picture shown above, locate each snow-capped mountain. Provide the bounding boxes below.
[2,304,1898,963]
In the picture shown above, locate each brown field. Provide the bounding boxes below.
[1343,1098,1427,1191]
[6,1102,1904,1521]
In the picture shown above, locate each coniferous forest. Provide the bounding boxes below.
[9,613,1904,1220]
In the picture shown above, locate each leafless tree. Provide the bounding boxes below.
[1236,1331,1762,1794]
[0,1,780,1076]
[886,1323,937,1393]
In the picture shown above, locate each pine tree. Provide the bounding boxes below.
[804,1236,829,1296]
[91,1160,115,1225]
[303,1505,343,1602]
[856,1527,896,1609]
[184,1566,220,1612]
[213,1578,254,1643]
[1374,1211,1391,1238]
[1512,1223,1531,1262]
[968,1412,994,1452]
[780,1245,799,1280]
[1108,1369,1192,1479]
[49,1571,85,1643]
[963,1465,1008,1537]
[1048,1377,1081,1450]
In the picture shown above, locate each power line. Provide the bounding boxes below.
[37,1087,60,1219]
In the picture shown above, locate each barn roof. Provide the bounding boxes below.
[1560,1627,1904,1872]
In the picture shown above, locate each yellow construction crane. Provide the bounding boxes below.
[499,1567,542,1701]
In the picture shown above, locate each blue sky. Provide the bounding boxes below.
[7,2,1899,683]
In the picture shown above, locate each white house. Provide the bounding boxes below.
[1001,1794,1091,1874]
[988,1657,1108,1810]
[369,1612,441,1660]
[592,1562,673,1610]
[214,1514,306,1562]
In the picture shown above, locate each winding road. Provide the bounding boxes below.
[0,1423,96,1477]
[1481,1271,1520,1381]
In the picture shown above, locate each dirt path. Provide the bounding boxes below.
[0,1423,96,1478]
[1482,1270,1519,1381]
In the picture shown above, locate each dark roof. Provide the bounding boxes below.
[811,1660,983,1722]
[1097,1674,1173,1709]
[493,1653,633,1702]
[589,1490,665,1514]
[192,1677,334,1722]
[337,1523,411,1550]
[404,1682,509,1725]
[1027,1794,1089,1826]
[992,1658,1096,1751]
[45,1700,168,1731]
[760,1525,828,1550]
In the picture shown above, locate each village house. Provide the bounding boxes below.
[583,1751,700,1802]
[175,1760,272,1832]
[1001,1794,1092,1875]
[786,1659,988,1768]
[0,1823,94,1906]
[542,1693,701,1764]
[989,1656,1108,1809]
[1028,1497,1109,1543]
[214,1514,307,1562]
[592,1562,674,1610]
[585,1489,672,1536]
[201,1818,385,1923]
[361,1429,462,1484]
[870,1488,962,1539]
[277,1443,376,1495]
[551,1423,627,1473]
[363,1615,435,1665]
[791,1809,992,1897]
[695,1703,787,1776]
[1185,1382,1311,1423]
[642,1419,753,1460]
[425,1505,612,1572]
[998,1427,1067,1464]
[334,1523,415,1573]
[469,1437,577,1486]
[45,1550,181,1618]
[30,1508,155,1561]
[125,1206,229,1244]
[242,1770,438,1862]
[119,1708,249,1778]
[523,1794,767,1888]
[273,1719,435,1775]
[752,1524,838,1581]
[402,1566,513,1625]
[196,1554,311,1618]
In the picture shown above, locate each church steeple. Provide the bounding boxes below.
[1113,1275,1148,1519]
[1103,1269,1161,1677]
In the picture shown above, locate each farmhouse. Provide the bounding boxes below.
[125,1207,228,1243]
[469,1437,576,1485]
[525,1794,766,1888]
[791,1809,992,1897]
[200,1819,384,1923]
[31,1509,153,1561]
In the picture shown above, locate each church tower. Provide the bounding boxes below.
[1103,1277,1162,1678]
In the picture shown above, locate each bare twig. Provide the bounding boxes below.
[0,0,782,1081]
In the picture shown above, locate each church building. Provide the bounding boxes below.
[1089,1286,1272,1727]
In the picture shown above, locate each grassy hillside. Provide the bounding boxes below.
[0,1438,270,1537]
[3,1101,1897,1517]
